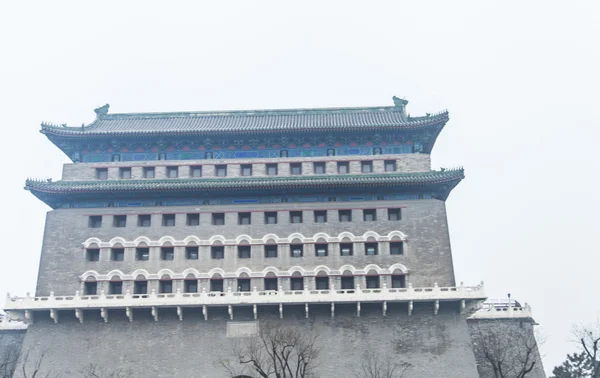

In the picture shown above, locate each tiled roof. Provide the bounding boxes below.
[40,106,449,138]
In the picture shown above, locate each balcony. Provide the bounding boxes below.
[469,300,534,320]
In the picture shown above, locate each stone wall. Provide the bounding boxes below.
[0,330,25,378]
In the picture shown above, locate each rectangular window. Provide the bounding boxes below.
[385,160,397,172]
[392,275,406,289]
[241,164,252,176]
[327,149,336,156]
[143,167,155,179]
[365,243,378,256]
[111,248,125,261]
[159,280,173,294]
[210,279,224,292]
[290,211,303,224]
[161,247,174,261]
[86,248,100,262]
[84,282,97,295]
[138,214,151,227]
[113,215,127,228]
[366,276,380,289]
[212,213,225,225]
[291,244,303,258]
[162,214,176,227]
[337,162,349,174]
[96,168,108,180]
[211,246,224,260]
[184,280,198,293]
[88,216,102,228]
[136,247,150,261]
[186,246,199,260]
[264,245,278,258]
[215,165,227,177]
[237,279,251,292]
[109,281,123,295]
[361,161,373,173]
[388,208,402,221]
[238,212,251,225]
[315,277,329,290]
[314,210,327,223]
[238,245,251,259]
[341,276,354,290]
[390,242,404,255]
[264,278,278,291]
[363,209,377,222]
[266,163,278,176]
[339,210,352,222]
[167,166,178,178]
[290,163,302,175]
[313,162,326,174]
[187,213,200,226]
[190,166,202,177]
[134,281,148,295]
[265,212,278,224]
[340,243,353,256]
[290,277,304,291]
[119,167,132,179]
[315,244,328,257]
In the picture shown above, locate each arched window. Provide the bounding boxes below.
[341,270,354,290]
[109,275,123,294]
[290,271,304,291]
[184,273,198,293]
[238,272,251,292]
[391,270,406,288]
[315,271,329,290]
[134,275,148,295]
[210,273,224,292]
[159,274,173,293]
[366,270,380,289]
[84,277,97,295]
[264,272,278,291]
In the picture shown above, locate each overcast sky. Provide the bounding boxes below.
[1,1,599,375]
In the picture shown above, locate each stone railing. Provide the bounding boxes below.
[469,301,533,320]
[0,312,28,330]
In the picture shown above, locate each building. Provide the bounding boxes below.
[2,98,544,377]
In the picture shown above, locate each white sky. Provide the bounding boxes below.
[1,1,598,375]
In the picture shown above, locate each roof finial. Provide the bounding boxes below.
[392,96,408,107]
[94,104,110,117]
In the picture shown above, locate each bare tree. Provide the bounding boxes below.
[19,349,59,378]
[351,350,412,378]
[220,319,320,378]
[573,319,600,378]
[0,334,21,378]
[470,320,541,378]
[81,363,134,378]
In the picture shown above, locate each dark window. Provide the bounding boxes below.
[291,277,304,291]
[138,214,151,227]
[291,244,303,258]
[113,215,127,228]
[366,276,380,289]
[96,168,108,180]
[280,150,288,158]
[167,166,178,178]
[339,210,352,222]
[328,196,337,202]
[238,212,251,225]
[340,243,353,256]
[161,247,174,261]
[264,245,278,258]
[326,149,336,156]
[109,281,123,295]
[88,216,102,228]
[84,282,97,295]
[290,211,303,224]
[134,281,148,295]
[211,246,224,260]
[190,166,202,177]
[315,244,328,257]
[204,152,213,159]
[264,278,278,291]
[120,167,132,179]
[187,213,200,226]
[184,280,198,293]
[136,247,150,261]
[162,214,176,227]
[159,280,173,293]
[337,162,349,174]
[363,209,377,222]
[186,246,199,260]
[212,213,225,225]
[385,160,397,172]
[111,154,121,162]
[158,153,167,160]
[238,246,251,259]
[143,167,155,178]
[314,210,327,223]
[377,195,385,201]
[265,212,278,224]
[237,279,251,292]
[390,242,404,255]
[86,248,100,262]
[391,275,406,288]
[313,162,326,174]
[215,165,227,177]
[341,276,354,290]
[361,161,373,173]
[111,248,125,261]
[266,164,278,176]
[210,279,223,292]
[241,164,252,176]
[365,243,378,256]
[290,163,302,175]
[388,208,402,221]
[315,277,329,290]
[373,147,382,155]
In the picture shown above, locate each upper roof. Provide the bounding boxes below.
[40,98,449,139]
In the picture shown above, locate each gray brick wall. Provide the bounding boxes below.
[0,329,25,377]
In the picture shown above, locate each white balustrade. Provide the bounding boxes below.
[469,302,533,319]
